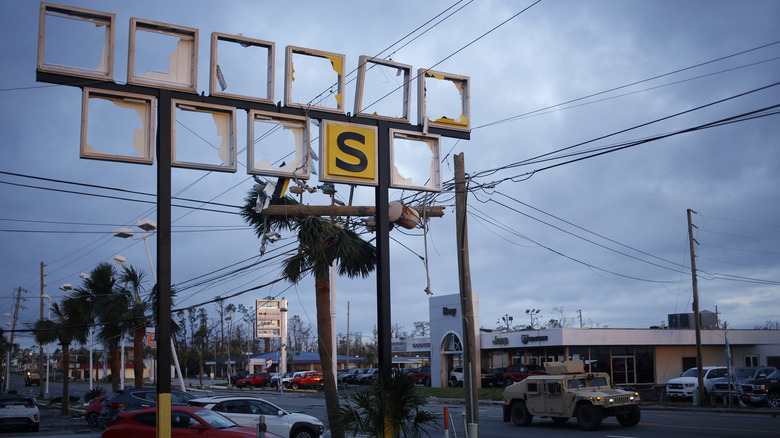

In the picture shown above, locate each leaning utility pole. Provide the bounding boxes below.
[687,209,704,406]
[455,153,479,435]
[39,262,45,400]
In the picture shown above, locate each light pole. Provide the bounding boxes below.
[499,314,513,332]
[113,222,186,391]
[526,309,541,329]
[43,294,52,398]
[114,255,126,389]
[225,315,232,389]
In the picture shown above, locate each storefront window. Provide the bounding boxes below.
[635,346,655,383]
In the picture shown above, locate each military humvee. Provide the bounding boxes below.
[502,360,640,431]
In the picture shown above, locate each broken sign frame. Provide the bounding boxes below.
[353,56,412,122]
[247,110,310,179]
[80,88,156,164]
[389,129,442,192]
[37,2,115,81]
[128,18,198,92]
[210,32,275,103]
[171,100,237,172]
[284,46,345,113]
[417,69,470,132]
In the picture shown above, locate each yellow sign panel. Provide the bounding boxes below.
[321,121,378,185]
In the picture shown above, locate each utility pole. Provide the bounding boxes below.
[455,153,479,435]
[687,209,704,406]
[39,262,45,400]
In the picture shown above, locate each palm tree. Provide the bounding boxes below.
[0,329,18,393]
[33,299,86,416]
[118,266,151,388]
[333,370,439,438]
[241,192,378,438]
[76,263,123,391]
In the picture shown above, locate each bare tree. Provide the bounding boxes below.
[412,321,430,337]
[755,320,780,330]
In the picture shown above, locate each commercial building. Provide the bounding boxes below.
[392,294,780,388]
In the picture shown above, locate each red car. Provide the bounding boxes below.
[235,372,271,388]
[502,364,547,387]
[84,394,107,427]
[288,371,322,390]
[102,405,281,438]
[409,366,431,386]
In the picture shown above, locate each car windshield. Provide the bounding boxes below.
[197,409,238,430]
[766,370,780,379]
[681,368,698,378]
[735,368,755,378]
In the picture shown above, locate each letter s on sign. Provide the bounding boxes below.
[335,131,368,173]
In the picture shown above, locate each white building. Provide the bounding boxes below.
[393,294,780,388]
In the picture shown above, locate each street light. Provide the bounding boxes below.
[526,309,541,328]
[43,294,52,398]
[225,316,233,389]
[59,283,72,296]
[113,222,186,391]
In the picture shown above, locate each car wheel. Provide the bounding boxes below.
[504,377,513,387]
[768,392,780,408]
[449,377,458,387]
[291,427,316,438]
[291,382,300,390]
[510,401,532,426]
[31,424,40,432]
[87,412,99,427]
[576,403,603,431]
[616,405,641,427]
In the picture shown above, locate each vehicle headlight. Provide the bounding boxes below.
[608,398,614,404]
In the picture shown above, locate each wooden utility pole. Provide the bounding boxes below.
[687,209,705,406]
[39,262,45,399]
[455,153,479,433]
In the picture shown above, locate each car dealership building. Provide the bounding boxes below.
[393,294,780,388]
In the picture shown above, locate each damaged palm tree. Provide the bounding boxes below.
[332,370,439,438]
[241,189,377,438]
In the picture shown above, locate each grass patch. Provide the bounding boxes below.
[414,386,504,401]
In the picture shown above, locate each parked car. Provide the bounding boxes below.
[449,366,500,387]
[409,366,431,386]
[356,368,379,385]
[752,368,780,408]
[289,371,323,390]
[341,369,364,385]
[228,370,250,385]
[84,394,108,427]
[0,394,39,432]
[102,405,280,438]
[502,364,547,387]
[98,388,195,429]
[711,366,776,400]
[236,372,272,388]
[189,395,324,438]
[665,366,728,399]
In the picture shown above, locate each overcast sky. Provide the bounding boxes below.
[1,0,779,351]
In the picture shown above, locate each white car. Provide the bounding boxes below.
[0,394,39,432]
[188,395,324,438]
[665,366,728,399]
